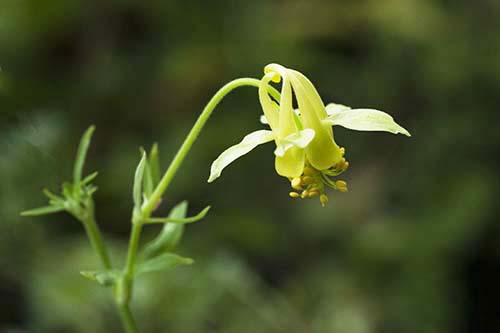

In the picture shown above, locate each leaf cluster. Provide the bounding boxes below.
[22,126,210,289]
[21,126,99,221]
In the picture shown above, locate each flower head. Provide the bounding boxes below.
[208,64,410,206]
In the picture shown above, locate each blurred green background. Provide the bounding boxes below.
[1,0,499,332]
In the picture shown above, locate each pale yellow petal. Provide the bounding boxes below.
[258,72,280,132]
[274,146,305,178]
[285,69,343,170]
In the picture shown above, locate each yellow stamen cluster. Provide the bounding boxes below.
[334,158,349,173]
[288,150,350,206]
[289,166,324,201]
[324,152,349,176]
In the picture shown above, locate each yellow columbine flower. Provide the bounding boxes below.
[208,64,410,206]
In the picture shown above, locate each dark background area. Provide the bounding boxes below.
[1,0,499,332]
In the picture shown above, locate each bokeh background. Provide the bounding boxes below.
[1,0,499,332]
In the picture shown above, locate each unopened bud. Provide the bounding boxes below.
[289,192,300,199]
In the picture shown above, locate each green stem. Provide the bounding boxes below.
[119,77,278,332]
[117,304,139,333]
[141,77,278,216]
[124,219,143,279]
[79,206,138,332]
[81,212,112,270]
[125,77,269,276]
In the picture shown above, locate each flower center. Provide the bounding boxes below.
[288,148,350,206]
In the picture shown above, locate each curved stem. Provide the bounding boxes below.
[120,77,279,332]
[125,78,266,278]
[141,77,278,217]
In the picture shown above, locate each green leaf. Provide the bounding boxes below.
[73,126,96,186]
[81,171,98,185]
[141,144,161,199]
[43,188,64,203]
[80,270,119,287]
[21,205,65,217]
[62,182,75,198]
[86,184,98,196]
[138,147,154,198]
[274,128,315,157]
[208,130,275,183]
[148,143,161,187]
[324,104,411,136]
[141,201,188,260]
[136,253,193,276]
[144,205,210,224]
[133,152,147,209]
[143,161,154,198]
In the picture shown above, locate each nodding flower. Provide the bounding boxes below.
[208,64,410,206]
